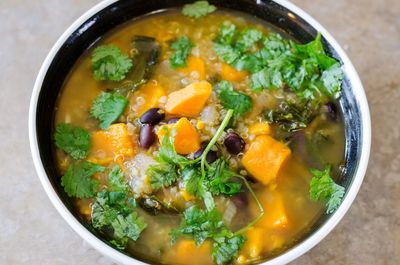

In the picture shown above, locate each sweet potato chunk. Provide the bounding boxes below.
[242,135,291,185]
[178,56,206,80]
[157,117,201,155]
[165,81,212,117]
[128,80,166,116]
[255,190,289,229]
[163,240,213,265]
[221,62,248,82]
[88,123,135,165]
[248,122,271,136]
[240,227,266,259]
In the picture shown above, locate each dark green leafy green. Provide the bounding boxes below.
[171,206,245,265]
[54,123,91,160]
[265,97,319,138]
[90,91,128,130]
[91,45,133,81]
[126,36,160,90]
[169,36,194,69]
[61,161,105,198]
[309,165,345,214]
[182,1,216,18]
[214,81,253,124]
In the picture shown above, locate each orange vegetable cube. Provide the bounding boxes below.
[248,122,272,136]
[242,135,291,185]
[128,80,166,116]
[221,63,248,82]
[163,240,213,265]
[178,56,206,80]
[252,190,289,229]
[157,118,201,155]
[240,227,266,259]
[165,81,212,117]
[88,123,135,165]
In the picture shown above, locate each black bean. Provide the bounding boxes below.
[140,108,165,125]
[231,193,248,208]
[324,102,338,122]
[193,147,218,164]
[224,133,245,155]
[139,124,156,149]
[167,117,180,124]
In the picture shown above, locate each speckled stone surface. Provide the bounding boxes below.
[0,0,398,264]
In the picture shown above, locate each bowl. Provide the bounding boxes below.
[29,0,371,264]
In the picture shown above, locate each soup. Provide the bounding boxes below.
[54,2,345,264]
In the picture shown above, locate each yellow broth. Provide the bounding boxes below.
[55,10,345,265]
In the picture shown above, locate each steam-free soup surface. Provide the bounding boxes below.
[55,8,345,265]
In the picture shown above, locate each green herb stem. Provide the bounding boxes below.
[233,175,265,235]
[200,109,234,178]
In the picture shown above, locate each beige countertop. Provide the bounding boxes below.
[0,0,399,264]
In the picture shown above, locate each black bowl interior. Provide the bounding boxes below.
[35,0,362,263]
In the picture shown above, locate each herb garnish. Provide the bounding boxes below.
[309,165,345,214]
[92,45,133,81]
[170,206,245,265]
[169,36,194,69]
[90,91,128,130]
[213,23,343,100]
[214,80,253,125]
[182,1,217,19]
[92,165,146,249]
[54,123,91,160]
[61,161,105,198]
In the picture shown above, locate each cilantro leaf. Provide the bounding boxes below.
[92,190,146,249]
[147,162,179,190]
[54,123,90,160]
[215,81,252,124]
[92,45,133,81]
[90,91,128,130]
[182,1,217,18]
[169,36,194,69]
[146,128,190,190]
[236,28,263,52]
[213,22,343,100]
[309,165,345,214]
[212,231,246,265]
[61,161,105,198]
[108,165,129,193]
[213,43,241,65]
[206,159,242,196]
[321,63,343,99]
[171,206,245,265]
[215,24,237,45]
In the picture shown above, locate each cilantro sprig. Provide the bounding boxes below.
[54,123,91,160]
[213,23,344,100]
[182,1,217,18]
[61,161,105,198]
[214,80,253,125]
[171,206,245,265]
[169,36,194,69]
[90,91,128,130]
[91,45,133,81]
[92,190,146,249]
[92,165,146,249]
[309,165,345,214]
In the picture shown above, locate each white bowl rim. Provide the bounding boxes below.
[29,0,371,264]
